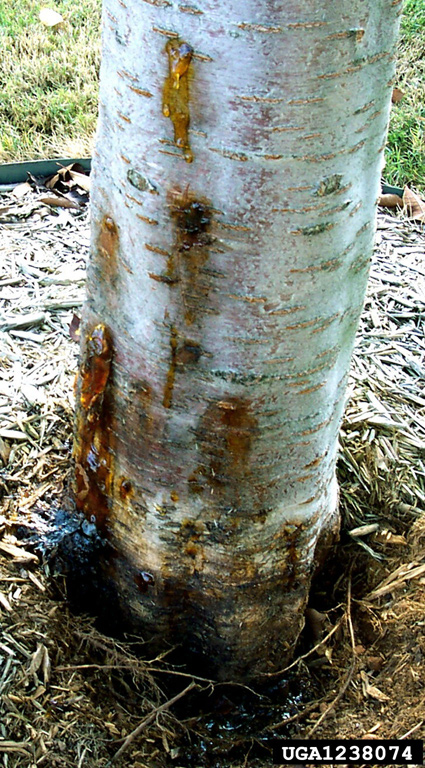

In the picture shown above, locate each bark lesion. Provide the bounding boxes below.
[167,188,214,326]
[162,37,194,162]
[189,398,257,505]
[162,322,204,408]
[73,324,115,534]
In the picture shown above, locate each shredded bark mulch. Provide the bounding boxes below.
[0,187,424,767]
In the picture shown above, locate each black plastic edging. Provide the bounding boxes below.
[0,158,91,186]
[0,158,404,201]
[381,182,404,198]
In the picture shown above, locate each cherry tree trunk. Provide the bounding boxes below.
[73,0,401,680]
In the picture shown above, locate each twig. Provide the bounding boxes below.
[261,615,344,677]
[108,680,196,764]
[264,697,326,731]
[1,311,46,330]
[56,662,218,685]
[399,721,424,739]
[141,666,218,685]
[346,570,356,653]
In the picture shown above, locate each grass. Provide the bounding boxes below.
[0,0,423,191]
[0,0,101,161]
[385,0,425,191]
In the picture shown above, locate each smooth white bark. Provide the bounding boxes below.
[74,0,401,679]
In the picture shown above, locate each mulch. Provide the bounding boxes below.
[0,184,424,767]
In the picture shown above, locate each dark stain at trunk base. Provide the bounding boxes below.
[73,323,115,535]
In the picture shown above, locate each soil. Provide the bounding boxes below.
[0,190,424,767]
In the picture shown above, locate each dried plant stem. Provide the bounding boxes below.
[307,659,356,737]
[307,573,357,736]
[262,615,345,677]
[109,680,196,764]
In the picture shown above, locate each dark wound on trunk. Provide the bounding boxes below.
[73,323,115,534]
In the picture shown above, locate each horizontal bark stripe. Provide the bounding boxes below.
[136,214,159,225]
[289,257,342,273]
[227,294,267,303]
[152,26,179,37]
[142,0,171,6]
[326,29,365,40]
[240,95,285,104]
[128,85,154,97]
[286,311,341,331]
[237,22,283,33]
[178,4,203,14]
[144,243,171,256]
[288,97,325,105]
[266,305,306,316]
[294,140,366,163]
[271,125,304,133]
[117,69,138,82]
[237,20,328,32]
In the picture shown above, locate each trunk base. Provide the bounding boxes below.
[53,496,340,682]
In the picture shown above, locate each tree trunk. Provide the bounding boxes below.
[73,0,401,680]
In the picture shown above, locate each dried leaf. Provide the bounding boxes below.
[66,188,89,207]
[48,163,87,185]
[403,186,425,223]
[0,436,11,465]
[45,172,61,190]
[372,529,407,547]
[46,165,75,189]
[0,540,38,563]
[69,170,91,192]
[69,313,81,342]
[29,644,45,682]
[305,607,327,643]
[366,655,384,672]
[27,571,46,592]
[360,671,390,702]
[1,311,46,330]
[32,684,46,700]
[0,743,31,756]
[21,383,46,406]
[0,591,13,612]
[378,193,403,209]
[0,429,28,441]
[39,8,64,27]
[42,646,51,685]
[12,182,32,199]
[391,87,404,104]
[39,195,81,210]
[349,523,379,537]
[68,162,87,174]
[105,722,121,736]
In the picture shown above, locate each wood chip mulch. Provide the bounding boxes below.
[0,188,424,767]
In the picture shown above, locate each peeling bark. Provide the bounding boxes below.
[73,0,401,680]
